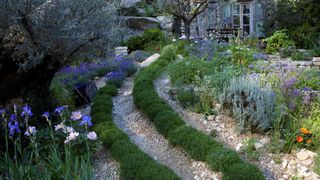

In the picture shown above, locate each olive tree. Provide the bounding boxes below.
[167,0,209,39]
[0,0,123,71]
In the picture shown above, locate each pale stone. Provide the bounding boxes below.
[300,159,313,167]
[215,103,221,111]
[312,57,320,62]
[203,120,208,125]
[139,53,160,67]
[296,149,317,161]
[236,143,243,151]
[207,115,215,121]
[260,137,271,145]
[282,160,288,169]
[254,142,264,150]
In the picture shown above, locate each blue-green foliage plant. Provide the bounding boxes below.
[220,76,276,133]
[133,45,265,180]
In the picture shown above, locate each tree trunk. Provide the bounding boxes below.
[171,16,182,37]
[183,20,191,39]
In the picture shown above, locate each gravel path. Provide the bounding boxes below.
[92,146,120,180]
[112,77,221,180]
[154,72,275,180]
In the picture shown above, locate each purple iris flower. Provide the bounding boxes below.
[21,105,33,117]
[55,106,65,115]
[42,112,50,119]
[10,114,17,122]
[79,115,93,127]
[8,121,20,136]
[290,89,300,97]
[0,109,5,116]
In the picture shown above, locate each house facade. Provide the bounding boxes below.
[193,0,267,38]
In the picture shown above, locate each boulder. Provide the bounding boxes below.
[124,16,160,30]
[121,0,141,8]
[156,16,173,31]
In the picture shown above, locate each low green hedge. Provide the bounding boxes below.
[133,45,265,180]
[91,84,179,180]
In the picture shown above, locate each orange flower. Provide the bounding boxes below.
[307,139,312,143]
[296,136,303,143]
[300,128,310,135]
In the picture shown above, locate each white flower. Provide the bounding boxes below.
[71,111,82,121]
[67,131,79,141]
[179,35,186,40]
[25,126,37,136]
[66,126,74,133]
[172,38,177,42]
[87,131,97,140]
[54,122,65,131]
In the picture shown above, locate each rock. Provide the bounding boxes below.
[282,160,288,169]
[313,57,320,62]
[124,16,160,30]
[219,123,225,128]
[296,149,317,161]
[254,142,264,150]
[203,120,208,125]
[236,143,243,151]
[120,0,140,8]
[282,175,289,179]
[228,136,235,141]
[260,137,271,145]
[300,159,313,166]
[156,16,173,31]
[139,53,160,67]
[207,115,215,121]
[215,103,221,111]
[304,173,320,180]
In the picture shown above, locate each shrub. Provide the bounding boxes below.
[291,51,312,61]
[229,45,255,66]
[263,30,295,53]
[207,148,242,171]
[315,149,320,175]
[289,23,318,49]
[223,163,265,180]
[153,110,185,137]
[125,28,166,52]
[176,89,199,108]
[49,80,76,108]
[91,78,178,179]
[220,76,276,133]
[279,46,295,58]
[169,126,223,161]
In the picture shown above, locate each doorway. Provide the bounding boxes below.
[232,2,253,36]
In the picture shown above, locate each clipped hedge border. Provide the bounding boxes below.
[91,83,179,179]
[133,45,265,180]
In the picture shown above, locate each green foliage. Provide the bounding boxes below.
[133,45,264,179]
[128,50,152,63]
[207,148,242,171]
[176,89,199,108]
[263,30,295,53]
[302,101,320,141]
[289,23,318,49]
[49,80,76,109]
[291,51,312,61]
[220,76,276,133]
[229,45,255,66]
[222,163,265,180]
[315,149,320,175]
[280,46,295,58]
[91,79,178,179]
[169,126,223,161]
[243,36,260,48]
[241,138,260,160]
[125,28,167,52]
[295,69,320,90]
[168,58,211,85]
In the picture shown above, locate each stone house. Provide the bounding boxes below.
[190,0,267,38]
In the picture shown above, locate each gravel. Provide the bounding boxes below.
[112,77,221,180]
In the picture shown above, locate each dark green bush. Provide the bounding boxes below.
[222,163,265,180]
[206,148,242,171]
[176,90,199,108]
[153,110,185,137]
[169,126,223,161]
[126,36,145,52]
[49,80,76,108]
[91,78,179,179]
[291,51,312,61]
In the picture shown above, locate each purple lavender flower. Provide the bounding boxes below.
[253,53,268,61]
[79,115,93,127]
[303,87,312,91]
[284,77,297,89]
[290,89,300,97]
[8,121,20,136]
[21,105,33,117]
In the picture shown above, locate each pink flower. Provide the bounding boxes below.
[71,111,82,121]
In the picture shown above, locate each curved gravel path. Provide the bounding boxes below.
[112,77,221,180]
[154,72,277,180]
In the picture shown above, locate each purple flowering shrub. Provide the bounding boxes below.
[0,104,98,178]
[50,54,137,107]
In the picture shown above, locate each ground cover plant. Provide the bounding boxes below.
[0,105,98,179]
[133,45,265,180]
[91,81,179,180]
[50,54,137,108]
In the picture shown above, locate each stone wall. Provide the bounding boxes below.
[268,56,320,69]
